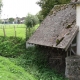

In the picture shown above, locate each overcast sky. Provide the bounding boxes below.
[1,0,41,19]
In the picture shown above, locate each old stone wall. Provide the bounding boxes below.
[65,56,80,80]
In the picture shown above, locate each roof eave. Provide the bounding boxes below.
[65,26,79,51]
[70,2,80,4]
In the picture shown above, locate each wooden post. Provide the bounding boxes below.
[26,27,27,39]
[3,26,6,36]
[14,26,16,37]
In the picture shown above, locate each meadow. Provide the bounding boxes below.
[0,24,39,39]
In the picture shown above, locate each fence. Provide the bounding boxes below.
[0,24,26,39]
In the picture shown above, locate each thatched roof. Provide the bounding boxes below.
[27,4,79,50]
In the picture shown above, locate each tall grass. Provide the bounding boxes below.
[0,36,68,80]
[0,56,37,80]
[0,24,68,80]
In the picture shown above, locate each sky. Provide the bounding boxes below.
[1,0,41,19]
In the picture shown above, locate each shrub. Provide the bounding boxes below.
[0,36,25,57]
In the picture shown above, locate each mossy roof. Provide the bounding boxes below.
[27,4,79,50]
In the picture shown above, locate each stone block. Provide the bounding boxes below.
[65,56,80,80]
[26,42,35,48]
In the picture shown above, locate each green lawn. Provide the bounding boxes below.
[0,24,39,39]
[0,56,37,80]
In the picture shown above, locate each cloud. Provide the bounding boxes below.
[1,0,41,19]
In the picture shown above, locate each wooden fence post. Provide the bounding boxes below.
[3,26,6,36]
[14,26,16,37]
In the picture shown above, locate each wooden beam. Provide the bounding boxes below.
[71,43,77,47]
[65,26,79,51]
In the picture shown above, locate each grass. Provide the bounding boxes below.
[0,56,37,80]
[0,24,68,80]
[0,24,39,39]
[0,37,25,57]
[0,36,68,80]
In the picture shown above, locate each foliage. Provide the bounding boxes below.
[25,14,33,28]
[26,24,39,40]
[0,19,2,23]
[13,47,67,80]
[25,14,39,28]
[32,15,39,26]
[0,36,68,80]
[37,0,70,19]
[0,0,2,15]
[0,1,2,25]
[36,11,43,23]
[0,56,37,80]
[9,18,14,24]
[0,36,25,57]
[25,14,39,38]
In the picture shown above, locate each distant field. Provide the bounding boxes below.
[0,24,39,39]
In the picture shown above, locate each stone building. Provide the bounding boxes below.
[27,0,80,80]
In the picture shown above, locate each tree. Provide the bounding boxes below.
[0,0,2,16]
[9,18,14,24]
[0,19,2,23]
[37,0,70,19]
[36,11,43,23]
[25,14,39,28]
[25,14,39,39]
[31,15,39,26]
[0,0,3,19]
